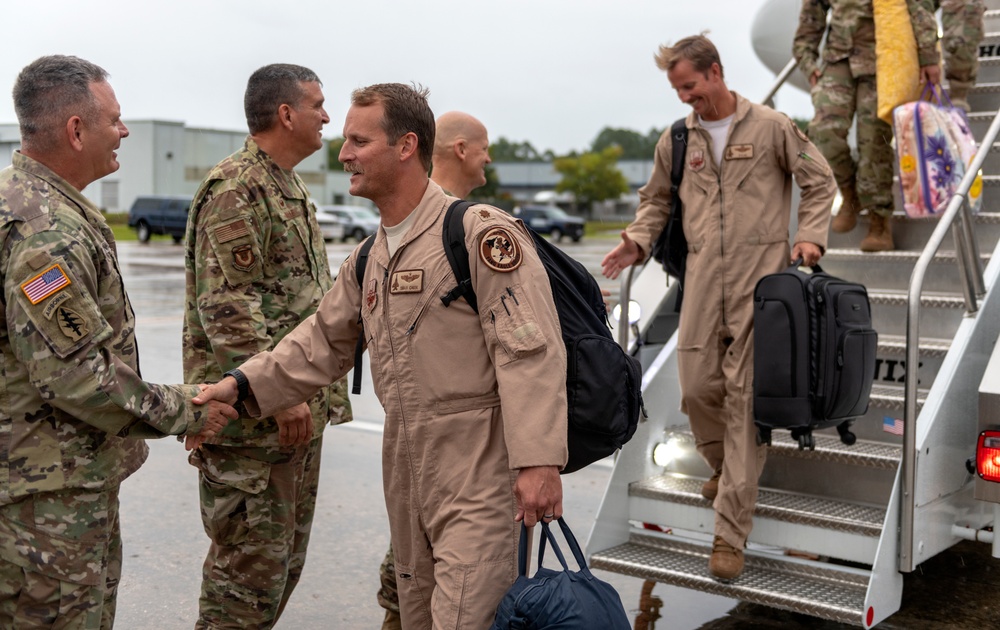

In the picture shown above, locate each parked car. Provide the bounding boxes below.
[314,207,347,242]
[513,205,585,242]
[127,195,191,243]
[320,205,380,242]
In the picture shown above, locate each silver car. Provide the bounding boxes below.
[321,205,381,242]
[314,207,347,242]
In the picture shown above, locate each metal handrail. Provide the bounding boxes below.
[762,59,801,110]
[900,110,1000,572]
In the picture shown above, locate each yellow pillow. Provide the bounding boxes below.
[875,0,921,123]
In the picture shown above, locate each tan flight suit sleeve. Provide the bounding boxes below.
[467,211,569,470]
[624,129,674,261]
[779,117,836,250]
[239,255,362,418]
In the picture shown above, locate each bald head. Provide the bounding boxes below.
[431,111,491,198]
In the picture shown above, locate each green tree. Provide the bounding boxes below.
[469,164,501,201]
[553,146,629,218]
[327,136,346,170]
[489,137,551,162]
[590,126,664,160]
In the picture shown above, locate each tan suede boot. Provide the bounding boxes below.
[948,80,973,113]
[701,469,722,501]
[708,535,744,581]
[859,213,894,252]
[831,182,861,233]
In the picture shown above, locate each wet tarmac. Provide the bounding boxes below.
[112,239,1000,629]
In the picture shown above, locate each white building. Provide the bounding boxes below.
[0,120,358,212]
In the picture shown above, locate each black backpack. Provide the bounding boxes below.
[353,200,644,474]
[649,118,688,311]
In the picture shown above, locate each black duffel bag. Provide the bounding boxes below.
[490,518,630,630]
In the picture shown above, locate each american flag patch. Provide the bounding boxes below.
[21,264,71,304]
[883,416,904,436]
[215,219,249,244]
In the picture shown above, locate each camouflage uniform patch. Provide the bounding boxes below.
[183,137,352,626]
[378,544,400,615]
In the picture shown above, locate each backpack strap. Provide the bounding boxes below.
[351,235,376,395]
[669,118,688,312]
[440,200,479,314]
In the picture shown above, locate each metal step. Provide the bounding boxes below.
[825,212,1000,253]
[819,248,989,293]
[632,474,885,536]
[868,289,967,339]
[875,334,950,389]
[590,533,869,626]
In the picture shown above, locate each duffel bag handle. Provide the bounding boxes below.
[537,517,593,576]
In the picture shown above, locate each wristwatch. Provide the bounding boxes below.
[223,369,250,403]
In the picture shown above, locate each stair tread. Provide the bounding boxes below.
[877,333,951,357]
[823,248,989,263]
[662,424,902,469]
[590,534,868,626]
[632,474,885,535]
[867,290,966,308]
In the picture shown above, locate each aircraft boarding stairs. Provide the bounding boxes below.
[588,8,1000,628]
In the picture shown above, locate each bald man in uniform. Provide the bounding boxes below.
[376,109,492,630]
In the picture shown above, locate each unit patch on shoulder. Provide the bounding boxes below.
[479,227,522,272]
[215,219,250,244]
[21,264,71,305]
[390,270,423,294]
[232,244,257,272]
[56,306,88,341]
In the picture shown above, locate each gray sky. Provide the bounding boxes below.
[0,0,812,154]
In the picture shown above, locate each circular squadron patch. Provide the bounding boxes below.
[479,227,522,272]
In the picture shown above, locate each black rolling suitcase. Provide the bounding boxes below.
[752,262,878,449]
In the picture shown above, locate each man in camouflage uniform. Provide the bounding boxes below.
[183,64,352,628]
[794,0,941,251]
[0,55,236,629]
[938,0,986,111]
[375,109,493,630]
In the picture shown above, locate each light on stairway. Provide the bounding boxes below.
[652,435,686,467]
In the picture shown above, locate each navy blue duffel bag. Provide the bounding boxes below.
[490,517,631,630]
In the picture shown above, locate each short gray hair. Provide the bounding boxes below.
[244,64,321,134]
[13,55,109,152]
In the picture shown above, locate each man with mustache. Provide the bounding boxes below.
[0,55,236,628]
[182,64,352,628]
[375,108,493,630]
[195,84,566,630]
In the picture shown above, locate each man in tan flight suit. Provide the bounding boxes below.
[376,108,493,630]
[195,84,567,630]
[602,35,836,580]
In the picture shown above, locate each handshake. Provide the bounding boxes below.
[187,375,313,450]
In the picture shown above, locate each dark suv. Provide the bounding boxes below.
[128,195,191,243]
[513,205,585,242]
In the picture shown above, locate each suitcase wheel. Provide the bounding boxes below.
[836,422,857,446]
[756,426,772,447]
[791,428,815,451]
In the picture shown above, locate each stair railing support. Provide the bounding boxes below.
[902,110,1000,573]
